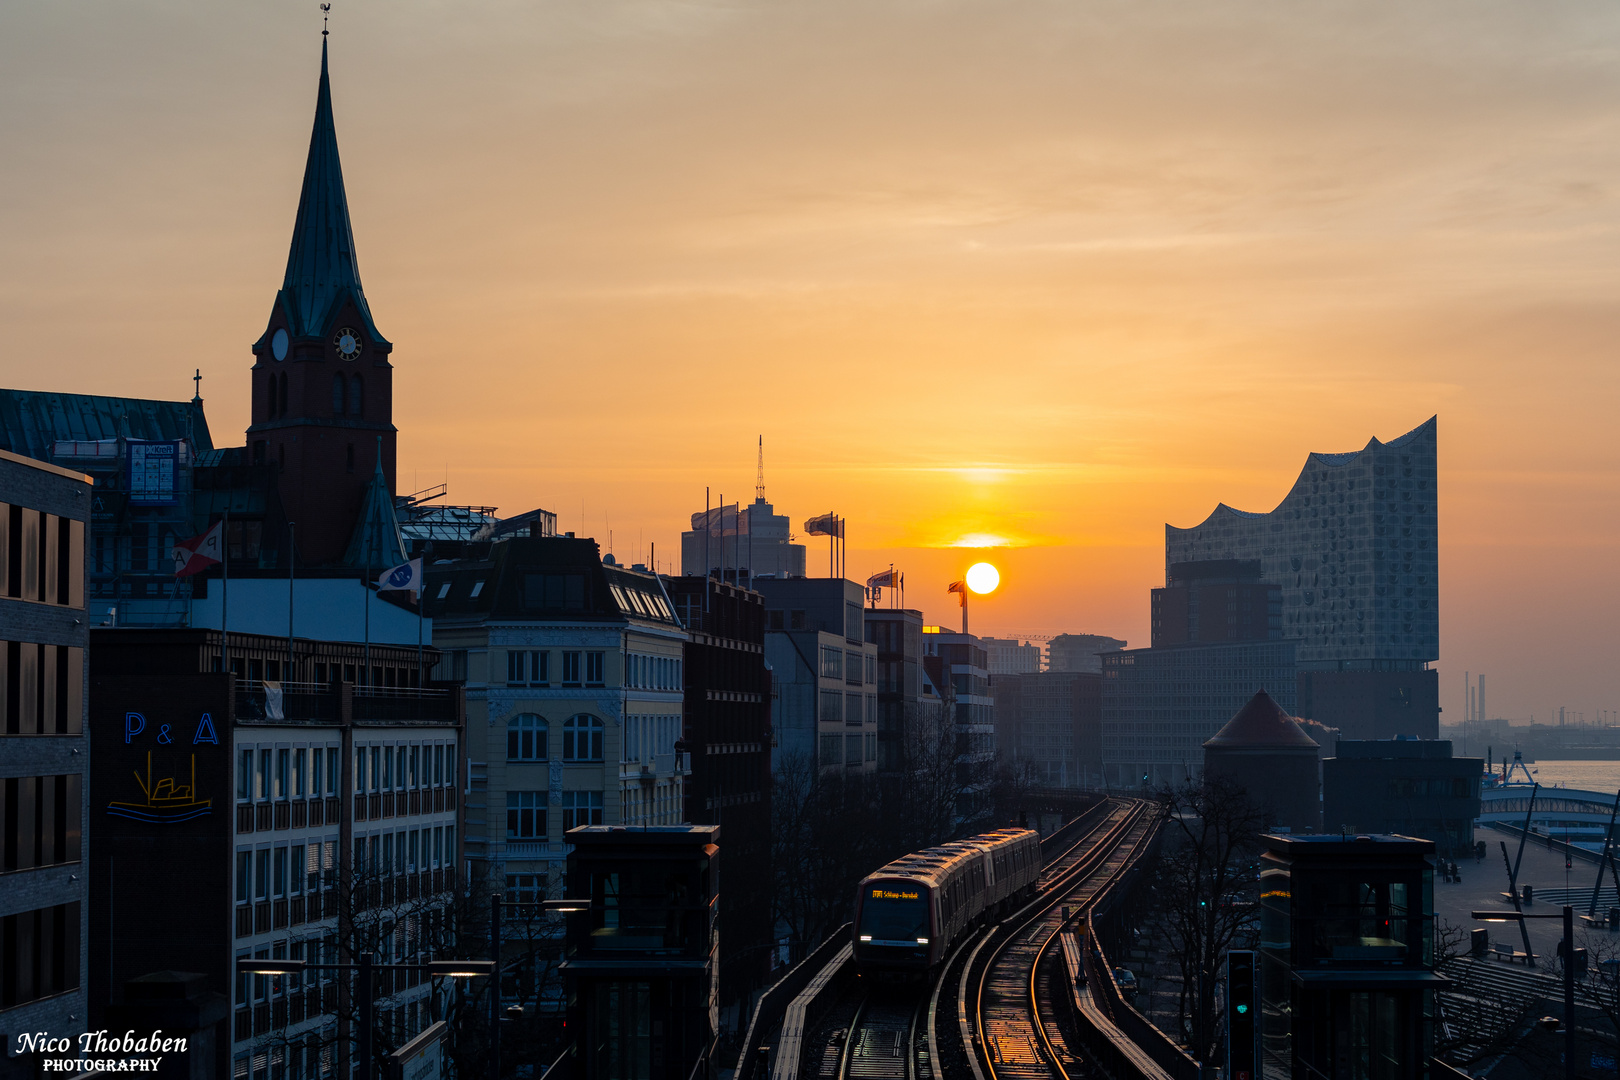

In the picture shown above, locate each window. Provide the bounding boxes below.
[846,692,863,725]
[820,646,842,679]
[332,375,345,415]
[819,733,842,765]
[561,651,582,686]
[236,850,251,904]
[255,849,271,900]
[585,651,605,686]
[563,714,604,761]
[506,872,543,907]
[504,649,549,686]
[350,375,363,416]
[506,792,545,839]
[524,573,586,612]
[273,846,288,896]
[845,733,861,766]
[0,902,80,1010]
[237,749,252,801]
[819,690,842,724]
[562,791,603,830]
[507,714,548,761]
[291,749,305,798]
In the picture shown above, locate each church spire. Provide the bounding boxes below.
[278,37,385,344]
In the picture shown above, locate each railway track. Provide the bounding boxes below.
[805,801,1153,1080]
[960,801,1158,1080]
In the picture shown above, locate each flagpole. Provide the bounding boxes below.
[221,508,230,678]
[287,522,296,680]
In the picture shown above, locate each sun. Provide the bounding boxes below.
[965,562,1000,595]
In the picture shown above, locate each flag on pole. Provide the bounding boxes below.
[948,580,967,607]
[866,569,899,590]
[172,521,224,577]
[377,559,423,593]
[804,512,842,537]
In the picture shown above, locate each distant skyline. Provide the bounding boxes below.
[4,1,1620,725]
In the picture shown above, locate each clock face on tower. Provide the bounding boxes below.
[271,328,289,362]
[334,327,362,361]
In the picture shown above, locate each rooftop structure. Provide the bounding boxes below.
[1203,690,1321,832]
[1166,417,1437,669]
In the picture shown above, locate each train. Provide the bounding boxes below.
[852,828,1043,973]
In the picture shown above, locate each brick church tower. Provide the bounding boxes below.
[247,38,397,567]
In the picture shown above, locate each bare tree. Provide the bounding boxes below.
[771,702,977,963]
[1151,775,1266,1064]
[242,858,566,1078]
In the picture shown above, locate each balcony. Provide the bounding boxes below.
[504,841,563,861]
[353,686,457,723]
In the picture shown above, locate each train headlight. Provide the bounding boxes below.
[916,937,929,944]
[859,935,872,942]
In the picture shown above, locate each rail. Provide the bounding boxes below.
[734,926,852,1080]
[963,801,1157,1080]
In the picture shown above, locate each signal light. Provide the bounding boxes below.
[1227,950,1257,1080]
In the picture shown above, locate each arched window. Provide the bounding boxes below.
[350,375,363,416]
[266,373,277,418]
[332,374,346,415]
[278,373,289,418]
[563,714,603,762]
[507,714,547,761]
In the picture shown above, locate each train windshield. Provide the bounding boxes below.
[860,886,929,942]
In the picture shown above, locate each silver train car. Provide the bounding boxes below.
[852,828,1042,972]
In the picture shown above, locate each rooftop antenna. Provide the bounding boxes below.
[320,3,330,35]
[755,435,765,502]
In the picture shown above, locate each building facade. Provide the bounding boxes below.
[679,493,806,585]
[0,450,90,1080]
[1046,633,1127,675]
[1150,559,1281,647]
[991,671,1102,790]
[921,629,996,825]
[755,578,878,773]
[87,628,463,1080]
[863,607,946,775]
[1323,740,1482,858]
[1100,640,1297,788]
[663,576,773,1013]
[1164,418,1439,740]
[426,538,689,899]
[980,637,1042,676]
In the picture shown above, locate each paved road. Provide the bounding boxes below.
[1435,834,1611,963]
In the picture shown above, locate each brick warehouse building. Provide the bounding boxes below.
[87,629,464,1079]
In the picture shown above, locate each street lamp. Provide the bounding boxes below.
[948,562,999,635]
[234,955,495,1078]
[489,896,591,1080]
[1472,904,1577,1080]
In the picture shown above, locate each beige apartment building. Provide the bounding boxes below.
[425,536,689,903]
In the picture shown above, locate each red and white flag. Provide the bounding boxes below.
[172,522,224,577]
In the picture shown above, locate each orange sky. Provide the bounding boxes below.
[5,1,1620,727]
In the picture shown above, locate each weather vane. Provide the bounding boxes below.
[321,3,330,36]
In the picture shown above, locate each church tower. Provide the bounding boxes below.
[247,38,397,567]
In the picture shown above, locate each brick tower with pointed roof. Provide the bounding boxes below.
[246,37,397,567]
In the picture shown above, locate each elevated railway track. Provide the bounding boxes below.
[753,799,1165,1080]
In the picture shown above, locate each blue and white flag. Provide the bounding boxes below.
[377,558,423,593]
